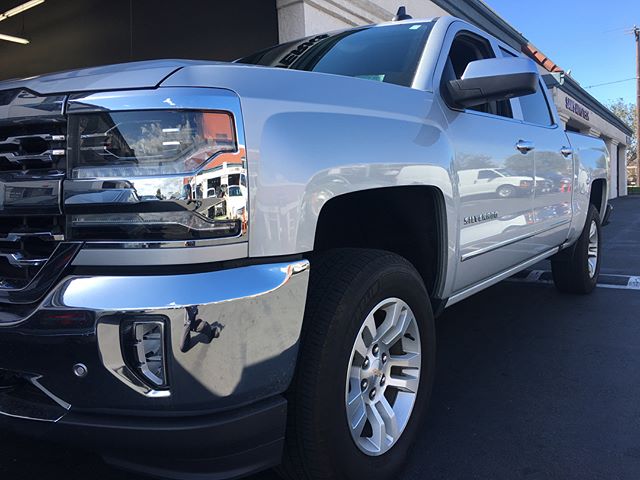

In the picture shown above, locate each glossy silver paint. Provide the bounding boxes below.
[462,56,538,79]
[0,16,606,303]
[162,40,458,296]
[161,17,607,300]
[0,60,206,94]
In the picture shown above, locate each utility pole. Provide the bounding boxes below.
[635,26,640,185]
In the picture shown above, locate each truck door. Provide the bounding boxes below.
[506,62,573,251]
[434,26,538,292]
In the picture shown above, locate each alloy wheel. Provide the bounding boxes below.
[345,298,421,456]
[587,219,599,278]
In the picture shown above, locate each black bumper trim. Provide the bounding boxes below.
[0,395,287,479]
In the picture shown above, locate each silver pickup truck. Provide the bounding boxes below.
[0,13,609,480]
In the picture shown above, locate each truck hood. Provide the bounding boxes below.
[0,59,223,95]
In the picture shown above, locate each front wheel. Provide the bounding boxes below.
[280,249,436,480]
[551,204,602,294]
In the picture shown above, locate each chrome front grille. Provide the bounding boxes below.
[0,89,69,296]
[0,130,66,172]
[0,216,65,290]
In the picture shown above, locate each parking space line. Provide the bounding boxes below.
[508,270,640,291]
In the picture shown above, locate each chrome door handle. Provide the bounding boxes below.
[560,146,574,158]
[516,140,535,154]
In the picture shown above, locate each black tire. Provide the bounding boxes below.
[497,185,516,198]
[551,204,602,294]
[279,249,436,480]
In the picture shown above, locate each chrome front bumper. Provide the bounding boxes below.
[0,259,310,419]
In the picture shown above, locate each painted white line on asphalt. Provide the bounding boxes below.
[507,271,640,291]
[525,270,544,282]
[628,276,640,289]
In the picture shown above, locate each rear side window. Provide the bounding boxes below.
[518,85,554,126]
[237,23,434,88]
[499,47,553,126]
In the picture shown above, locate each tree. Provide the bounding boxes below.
[607,99,637,166]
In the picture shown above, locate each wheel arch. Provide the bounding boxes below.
[589,178,607,215]
[312,185,449,309]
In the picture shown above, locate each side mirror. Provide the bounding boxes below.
[447,57,539,109]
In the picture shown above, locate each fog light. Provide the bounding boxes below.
[128,320,168,388]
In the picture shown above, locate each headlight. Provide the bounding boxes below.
[65,107,247,243]
[69,110,236,178]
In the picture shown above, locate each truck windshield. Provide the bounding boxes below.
[237,22,434,88]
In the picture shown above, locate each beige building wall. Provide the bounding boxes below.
[552,88,629,199]
[276,0,447,42]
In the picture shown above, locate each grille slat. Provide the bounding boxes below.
[0,89,67,296]
[0,133,66,172]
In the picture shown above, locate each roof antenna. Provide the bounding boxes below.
[392,6,412,21]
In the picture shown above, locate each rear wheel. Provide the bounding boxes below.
[280,249,435,480]
[551,204,601,294]
[497,185,516,198]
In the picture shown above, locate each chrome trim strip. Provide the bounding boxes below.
[80,235,243,250]
[460,220,570,262]
[0,231,64,242]
[71,242,248,267]
[30,376,71,411]
[0,251,49,267]
[54,259,309,311]
[0,408,64,423]
[447,247,560,308]
[0,376,70,423]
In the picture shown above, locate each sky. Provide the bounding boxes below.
[484,0,639,107]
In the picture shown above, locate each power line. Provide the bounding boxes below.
[585,77,638,89]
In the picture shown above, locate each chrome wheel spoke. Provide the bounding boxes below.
[587,220,599,278]
[353,333,369,360]
[380,305,411,348]
[366,403,386,451]
[375,396,400,440]
[361,312,378,346]
[387,373,419,393]
[345,297,422,456]
[388,352,421,370]
[347,393,367,435]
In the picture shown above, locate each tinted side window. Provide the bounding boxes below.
[519,85,554,126]
[478,170,500,179]
[443,33,512,118]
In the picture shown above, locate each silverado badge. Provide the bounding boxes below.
[464,211,499,225]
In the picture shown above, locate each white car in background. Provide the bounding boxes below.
[458,168,545,198]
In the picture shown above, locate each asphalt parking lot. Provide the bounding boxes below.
[2,196,640,480]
